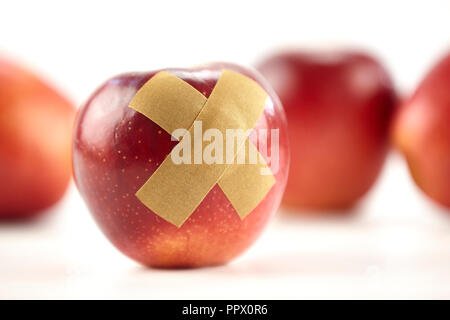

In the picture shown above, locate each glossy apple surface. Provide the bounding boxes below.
[72,63,289,268]
[393,52,450,208]
[257,51,396,211]
[0,58,74,219]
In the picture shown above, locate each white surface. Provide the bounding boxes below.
[1,155,450,299]
[0,0,450,299]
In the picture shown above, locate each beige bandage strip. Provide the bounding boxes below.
[129,70,275,227]
[219,140,274,218]
[129,72,206,134]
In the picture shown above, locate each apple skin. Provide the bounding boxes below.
[393,52,450,208]
[0,58,75,220]
[72,63,289,268]
[257,51,396,211]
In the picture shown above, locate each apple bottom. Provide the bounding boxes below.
[281,134,388,212]
[87,183,282,268]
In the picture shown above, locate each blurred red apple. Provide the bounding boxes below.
[0,58,75,219]
[393,52,450,208]
[257,51,396,211]
[72,63,288,268]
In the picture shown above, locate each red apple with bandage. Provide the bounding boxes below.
[72,63,289,268]
[0,58,74,219]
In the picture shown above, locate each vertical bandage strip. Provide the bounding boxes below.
[129,70,275,227]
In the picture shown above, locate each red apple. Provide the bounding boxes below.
[393,52,450,208]
[72,63,289,268]
[0,58,75,219]
[257,51,396,211]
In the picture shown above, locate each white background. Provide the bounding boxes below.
[0,0,450,299]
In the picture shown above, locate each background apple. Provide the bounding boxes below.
[72,63,289,268]
[393,52,450,208]
[0,58,75,220]
[257,51,397,212]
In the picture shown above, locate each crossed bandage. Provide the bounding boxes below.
[129,70,275,227]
